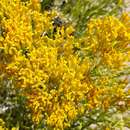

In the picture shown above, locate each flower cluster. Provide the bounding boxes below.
[0,0,130,129]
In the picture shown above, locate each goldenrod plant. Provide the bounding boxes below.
[0,0,130,130]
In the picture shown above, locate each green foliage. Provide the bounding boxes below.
[0,78,33,129]
[40,0,55,12]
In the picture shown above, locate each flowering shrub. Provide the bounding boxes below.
[0,0,130,130]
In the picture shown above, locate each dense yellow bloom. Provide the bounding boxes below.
[0,0,130,129]
[80,14,130,71]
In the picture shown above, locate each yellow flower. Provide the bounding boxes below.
[0,0,129,129]
[11,127,19,130]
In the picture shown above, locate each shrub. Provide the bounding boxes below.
[0,0,130,129]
